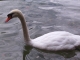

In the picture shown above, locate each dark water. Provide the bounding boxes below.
[0,0,80,60]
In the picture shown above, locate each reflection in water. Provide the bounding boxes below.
[23,45,32,60]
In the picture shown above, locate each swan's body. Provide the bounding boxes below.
[31,31,80,51]
[5,9,80,51]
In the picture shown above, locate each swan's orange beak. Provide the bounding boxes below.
[5,17,11,23]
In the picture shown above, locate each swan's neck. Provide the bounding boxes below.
[18,13,30,42]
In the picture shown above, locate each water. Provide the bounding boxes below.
[0,0,80,60]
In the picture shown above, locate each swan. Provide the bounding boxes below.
[5,9,80,52]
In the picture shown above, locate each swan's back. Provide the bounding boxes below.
[30,31,80,51]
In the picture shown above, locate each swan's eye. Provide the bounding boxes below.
[7,13,14,18]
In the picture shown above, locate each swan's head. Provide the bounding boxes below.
[5,9,22,23]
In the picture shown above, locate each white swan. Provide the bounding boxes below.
[5,9,80,52]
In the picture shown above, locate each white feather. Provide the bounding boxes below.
[30,31,80,51]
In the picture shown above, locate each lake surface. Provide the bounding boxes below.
[0,0,80,60]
